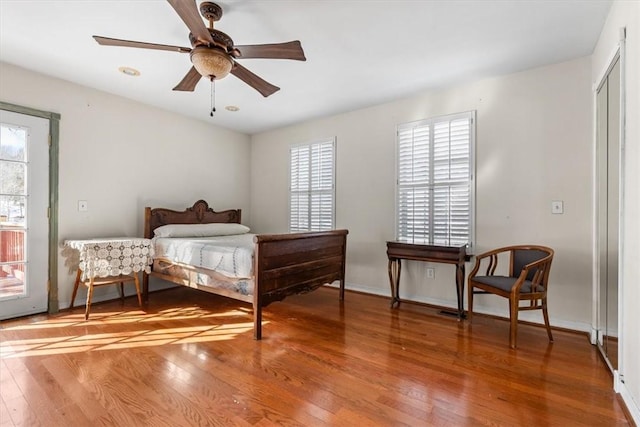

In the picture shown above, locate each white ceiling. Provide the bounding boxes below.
[0,0,611,135]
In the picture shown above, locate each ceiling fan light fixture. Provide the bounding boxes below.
[190,47,233,80]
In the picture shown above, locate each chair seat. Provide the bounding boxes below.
[473,275,542,293]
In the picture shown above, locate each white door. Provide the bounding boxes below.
[0,110,49,319]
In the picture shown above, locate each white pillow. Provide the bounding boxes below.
[154,223,250,238]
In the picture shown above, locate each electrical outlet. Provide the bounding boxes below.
[426,268,435,279]
[78,200,88,212]
[551,200,563,214]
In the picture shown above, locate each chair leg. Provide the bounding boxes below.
[542,297,554,342]
[467,283,474,322]
[509,297,519,349]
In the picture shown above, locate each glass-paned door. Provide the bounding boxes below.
[0,110,49,319]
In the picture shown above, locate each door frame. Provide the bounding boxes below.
[1,101,60,314]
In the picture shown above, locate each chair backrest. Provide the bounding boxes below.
[510,247,553,282]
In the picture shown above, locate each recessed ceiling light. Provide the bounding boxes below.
[225,105,240,112]
[118,66,140,77]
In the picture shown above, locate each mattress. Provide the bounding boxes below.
[152,234,255,279]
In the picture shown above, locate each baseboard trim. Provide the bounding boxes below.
[618,380,640,426]
[344,282,592,334]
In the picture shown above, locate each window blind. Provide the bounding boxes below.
[289,139,335,232]
[396,112,474,247]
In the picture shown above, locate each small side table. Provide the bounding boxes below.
[63,237,154,319]
[386,242,469,319]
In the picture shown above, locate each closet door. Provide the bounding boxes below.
[596,56,620,370]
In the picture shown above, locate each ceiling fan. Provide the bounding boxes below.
[93,0,306,98]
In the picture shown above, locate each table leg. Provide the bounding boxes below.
[118,282,125,302]
[142,272,149,304]
[133,273,142,307]
[69,268,82,309]
[455,262,467,320]
[84,277,95,320]
[388,258,401,308]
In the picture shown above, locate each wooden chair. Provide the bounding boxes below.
[467,245,554,348]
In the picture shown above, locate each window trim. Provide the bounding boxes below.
[288,137,336,232]
[394,111,476,250]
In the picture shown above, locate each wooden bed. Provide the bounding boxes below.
[142,200,348,339]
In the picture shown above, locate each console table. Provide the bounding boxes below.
[386,241,469,319]
[63,237,154,319]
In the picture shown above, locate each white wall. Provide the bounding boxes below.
[0,62,252,307]
[251,56,593,331]
[592,1,640,422]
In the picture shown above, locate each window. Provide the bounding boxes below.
[289,138,335,232]
[396,111,475,248]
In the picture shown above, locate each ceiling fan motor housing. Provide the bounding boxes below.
[189,29,234,51]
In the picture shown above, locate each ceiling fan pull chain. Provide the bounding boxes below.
[210,77,216,117]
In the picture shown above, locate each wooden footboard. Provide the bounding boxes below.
[142,200,348,340]
[253,229,348,339]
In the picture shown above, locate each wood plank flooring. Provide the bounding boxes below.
[0,286,632,426]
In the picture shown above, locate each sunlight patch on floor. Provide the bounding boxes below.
[2,306,250,330]
[0,306,262,358]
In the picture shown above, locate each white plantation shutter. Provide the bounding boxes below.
[396,112,474,247]
[290,139,335,232]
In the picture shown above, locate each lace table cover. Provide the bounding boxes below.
[63,238,154,281]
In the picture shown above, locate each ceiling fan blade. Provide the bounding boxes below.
[93,36,191,53]
[173,66,202,91]
[235,41,306,61]
[230,63,280,97]
[167,0,214,46]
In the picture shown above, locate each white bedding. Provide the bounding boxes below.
[152,234,255,278]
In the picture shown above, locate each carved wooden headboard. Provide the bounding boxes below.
[144,200,242,239]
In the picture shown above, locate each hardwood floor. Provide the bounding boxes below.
[0,286,631,426]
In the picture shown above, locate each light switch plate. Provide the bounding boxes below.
[551,200,563,214]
